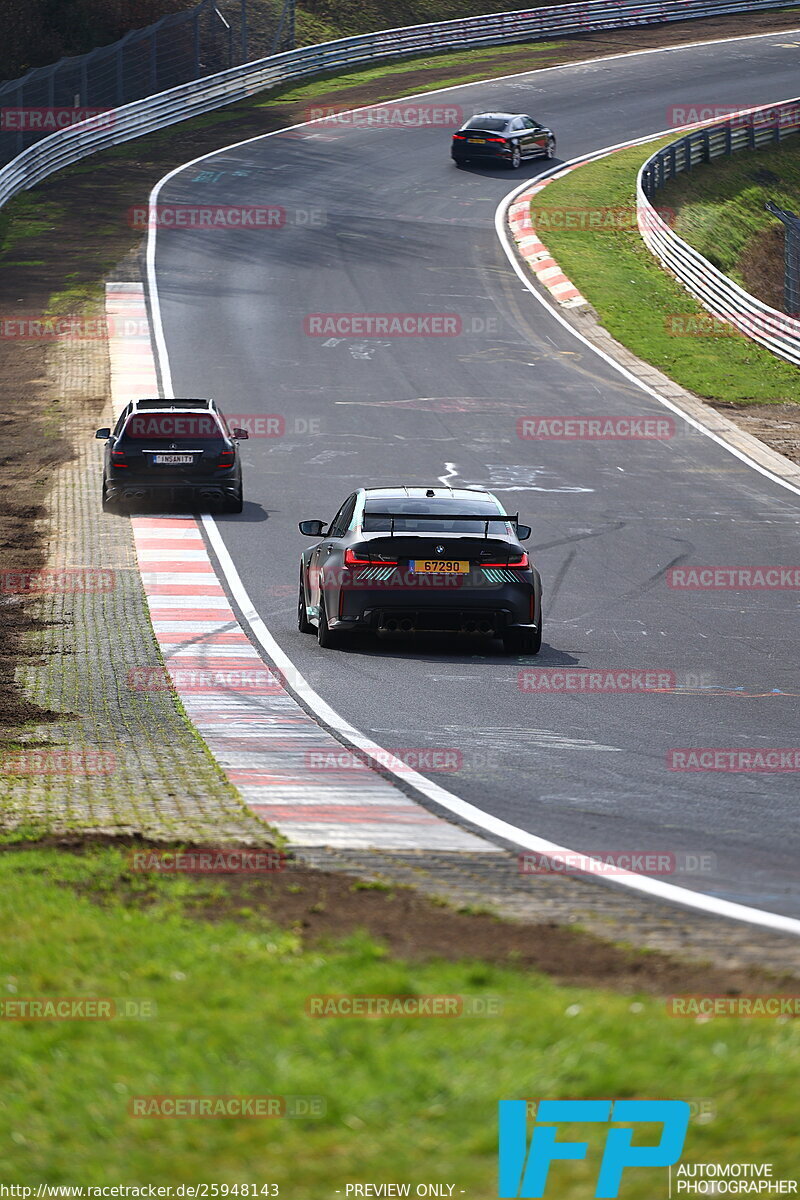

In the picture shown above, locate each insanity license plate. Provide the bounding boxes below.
[153,454,195,465]
[412,560,469,574]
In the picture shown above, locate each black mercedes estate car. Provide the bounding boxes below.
[96,397,248,512]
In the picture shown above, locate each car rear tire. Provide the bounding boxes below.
[508,146,522,170]
[298,578,314,634]
[227,488,244,513]
[101,481,118,514]
[503,625,542,655]
[317,596,344,649]
[545,136,556,159]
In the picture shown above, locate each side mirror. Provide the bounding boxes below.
[95,428,111,440]
[516,524,531,541]
[299,519,327,536]
[232,428,249,440]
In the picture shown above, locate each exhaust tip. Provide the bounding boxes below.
[399,619,414,632]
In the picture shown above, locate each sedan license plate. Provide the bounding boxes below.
[467,138,486,144]
[153,454,195,465]
[412,560,469,574]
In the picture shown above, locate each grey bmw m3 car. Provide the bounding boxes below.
[298,486,543,653]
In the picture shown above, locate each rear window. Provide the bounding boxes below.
[120,412,226,444]
[463,117,508,131]
[362,497,512,535]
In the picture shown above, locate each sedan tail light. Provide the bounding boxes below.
[344,548,397,567]
[481,552,529,568]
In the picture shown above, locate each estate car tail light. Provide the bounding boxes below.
[110,449,127,468]
[481,552,529,568]
[218,448,235,468]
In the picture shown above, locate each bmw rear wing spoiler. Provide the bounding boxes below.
[362,512,520,538]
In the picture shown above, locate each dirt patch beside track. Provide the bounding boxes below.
[9,835,797,992]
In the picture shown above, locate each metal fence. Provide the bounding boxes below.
[1,0,798,224]
[0,0,295,167]
[638,99,800,366]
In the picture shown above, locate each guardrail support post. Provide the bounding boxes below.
[765,200,800,317]
[150,28,158,91]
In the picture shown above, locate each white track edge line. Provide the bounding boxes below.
[201,514,800,936]
[144,43,800,935]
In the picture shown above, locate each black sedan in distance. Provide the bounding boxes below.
[298,486,543,654]
[451,112,556,169]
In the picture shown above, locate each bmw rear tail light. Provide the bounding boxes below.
[482,552,529,568]
[344,548,398,567]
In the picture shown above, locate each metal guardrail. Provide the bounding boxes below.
[0,1,797,226]
[638,99,800,365]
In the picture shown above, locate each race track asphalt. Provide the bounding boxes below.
[149,28,800,917]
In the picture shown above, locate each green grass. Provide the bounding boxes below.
[252,39,567,107]
[0,845,798,1187]
[659,132,800,281]
[535,138,800,404]
[0,193,63,255]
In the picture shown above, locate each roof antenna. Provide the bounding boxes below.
[426,488,436,497]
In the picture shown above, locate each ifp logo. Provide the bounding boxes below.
[498,1100,690,1198]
